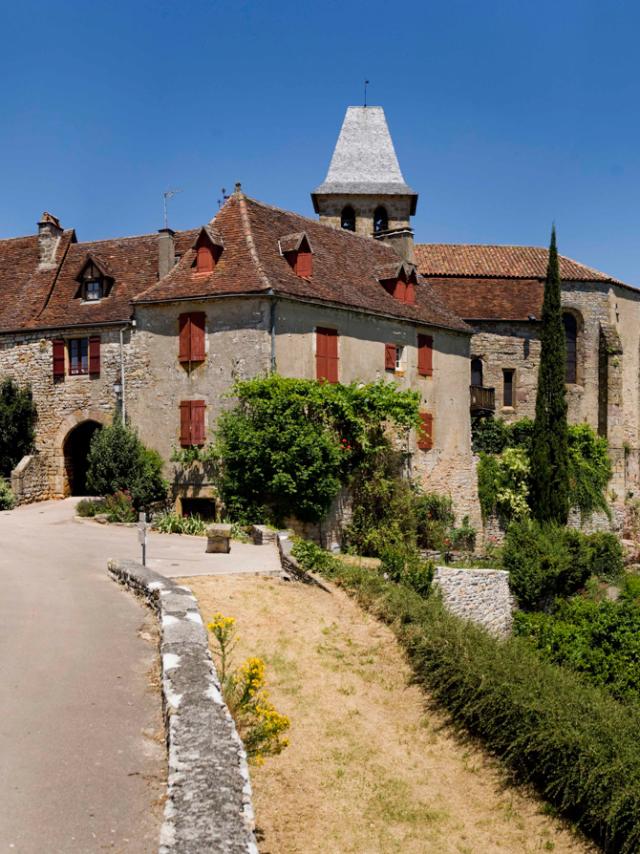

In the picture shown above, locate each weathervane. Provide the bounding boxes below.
[162,188,182,229]
[364,79,370,107]
[217,187,229,209]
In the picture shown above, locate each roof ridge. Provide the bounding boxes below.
[236,194,272,291]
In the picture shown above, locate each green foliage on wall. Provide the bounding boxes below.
[0,378,37,478]
[529,227,570,523]
[86,422,167,510]
[214,375,420,526]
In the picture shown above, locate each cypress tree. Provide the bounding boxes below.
[529,227,570,523]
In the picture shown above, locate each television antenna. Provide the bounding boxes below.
[162,188,182,229]
[364,79,370,107]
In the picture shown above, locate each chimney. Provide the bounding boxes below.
[37,212,63,269]
[158,227,176,279]
[374,227,416,265]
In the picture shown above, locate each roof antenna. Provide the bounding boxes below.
[217,187,229,209]
[364,79,370,107]
[162,188,182,229]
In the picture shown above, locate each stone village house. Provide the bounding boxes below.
[1,105,638,532]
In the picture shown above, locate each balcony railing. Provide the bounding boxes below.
[470,385,496,414]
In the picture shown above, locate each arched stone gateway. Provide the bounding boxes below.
[52,409,111,496]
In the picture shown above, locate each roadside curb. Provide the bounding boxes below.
[108,558,258,854]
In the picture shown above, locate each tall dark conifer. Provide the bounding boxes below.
[529,227,570,523]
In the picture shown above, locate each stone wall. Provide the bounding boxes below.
[315,193,412,237]
[433,567,515,637]
[10,454,49,504]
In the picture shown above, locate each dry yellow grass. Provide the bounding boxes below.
[182,573,595,854]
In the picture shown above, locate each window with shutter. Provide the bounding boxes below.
[53,339,65,381]
[196,244,214,274]
[316,328,339,383]
[405,282,416,305]
[69,338,89,375]
[417,334,433,377]
[385,343,396,371]
[417,412,434,450]
[178,312,206,364]
[179,400,207,447]
[89,336,101,377]
[294,250,313,278]
[394,279,406,302]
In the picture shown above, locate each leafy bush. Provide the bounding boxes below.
[86,423,167,510]
[152,511,207,536]
[471,416,511,454]
[587,531,624,580]
[380,543,433,597]
[215,375,419,526]
[567,424,612,518]
[75,497,107,517]
[0,478,16,510]
[309,556,640,854]
[414,492,455,550]
[449,515,477,552]
[103,491,137,523]
[0,379,37,478]
[503,520,591,609]
[477,447,530,522]
[515,595,640,704]
[291,538,339,574]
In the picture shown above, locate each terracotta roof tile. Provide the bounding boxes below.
[428,278,544,322]
[135,194,469,333]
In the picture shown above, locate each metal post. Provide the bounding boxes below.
[138,512,147,567]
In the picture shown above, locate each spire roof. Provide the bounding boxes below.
[312,107,418,211]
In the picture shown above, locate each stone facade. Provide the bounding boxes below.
[315,193,412,237]
[433,567,515,637]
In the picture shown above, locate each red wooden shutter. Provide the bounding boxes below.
[196,245,214,274]
[295,250,313,278]
[417,412,434,450]
[418,334,433,377]
[189,312,206,362]
[316,328,338,383]
[385,343,397,371]
[179,401,191,447]
[405,282,416,305]
[394,279,406,302]
[179,313,191,363]
[52,339,65,380]
[191,400,206,445]
[89,336,101,376]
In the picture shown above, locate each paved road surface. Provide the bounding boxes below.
[0,500,165,853]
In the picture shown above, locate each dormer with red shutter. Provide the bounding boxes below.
[278,232,314,279]
[73,253,115,302]
[191,225,224,275]
[376,261,418,306]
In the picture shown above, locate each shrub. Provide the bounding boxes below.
[0,379,37,478]
[587,531,624,580]
[103,491,137,523]
[309,556,640,853]
[152,511,207,536]
[567,424,612,518]
[515,595,640,704]
[0,478,16,510]
[449,515,477,552]
[414,492,455,550]
[291,538,338,573]
[471,416,511,454]
[477,447,530,522]
[75,497,107,517]
[380,544,433,597]
[215,375,419,526]
[503,520,591,609]
[86,423,167,510]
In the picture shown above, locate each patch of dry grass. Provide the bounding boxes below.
[183,574,594,854]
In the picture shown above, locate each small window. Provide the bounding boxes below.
[196,244,214,274]
[395,345,405,372]
[503,369,515,407]
[563,313,578,384]
[69,338,89,375]
[471,358,483,387]
[341,205,356,231]
[418,335,433,377]
[373,206,388,234]
[85,279,102,301]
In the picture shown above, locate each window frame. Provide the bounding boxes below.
[68,338,89,376]
[502,368,515,408]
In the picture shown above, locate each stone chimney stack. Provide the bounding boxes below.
[158,227,176,279]
[374,227,416,264]
[37,212,63,270]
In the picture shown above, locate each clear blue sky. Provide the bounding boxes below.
[2,0,640,282]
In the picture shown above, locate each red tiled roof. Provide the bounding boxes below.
[136,194,470,333]
[427,278,544,322]
[415,243,624,283]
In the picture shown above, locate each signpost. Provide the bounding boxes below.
[138,512,148,566]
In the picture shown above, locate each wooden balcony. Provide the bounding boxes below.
[470,385,496,414]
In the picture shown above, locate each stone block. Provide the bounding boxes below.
[206,523,233,554]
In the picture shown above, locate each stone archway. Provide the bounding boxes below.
[63,420,102,495]
[53,409,111,496]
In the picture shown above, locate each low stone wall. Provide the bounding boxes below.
[108,559,257,854]
[10,454,49,504]
[433,567,515,637]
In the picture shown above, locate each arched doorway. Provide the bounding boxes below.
[63,420,102,495]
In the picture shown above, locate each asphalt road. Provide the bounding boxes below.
[0,500,165,853]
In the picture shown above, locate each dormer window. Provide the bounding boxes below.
[191,226,224,275]
[377,262,418,305]
[341,205,356,231]
[373,206,388,234]
[279,232,314,279]
[74,257,113,302]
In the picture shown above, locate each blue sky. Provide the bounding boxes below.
[2,0,640,282]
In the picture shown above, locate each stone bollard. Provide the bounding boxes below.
[250,524,276,546]
[205,523,233,554]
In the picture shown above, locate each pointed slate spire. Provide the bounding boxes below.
[311,107,418,216]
